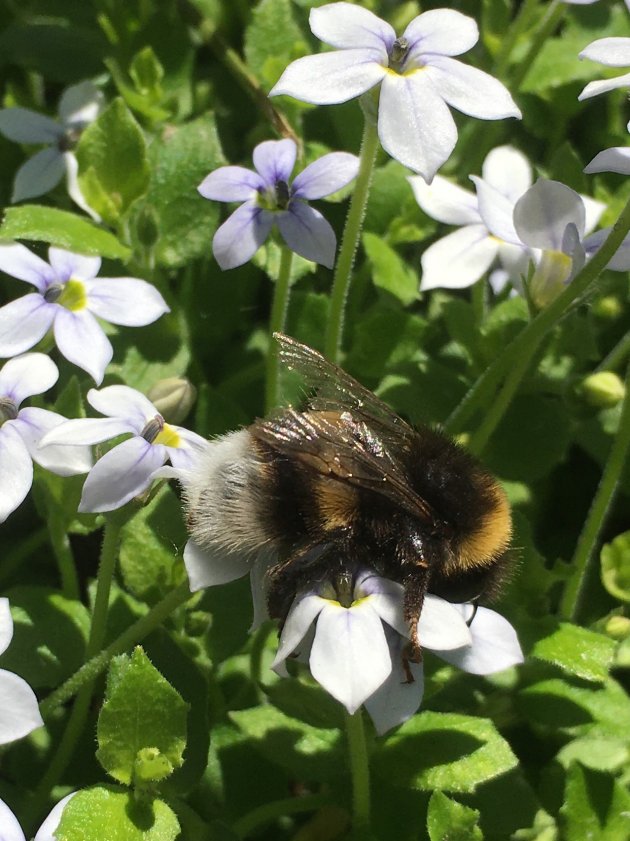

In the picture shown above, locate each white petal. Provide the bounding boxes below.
[420,225,498,291]
[0,668,43,743]
[585,228,630,271]
[58,81,103,126]
[183,539,251,592]
[364,628,424,735]
[84,278,169,326]
[0,796,25,841]
[403,9,478,58]
[581,195,606,234]
[426,57,522,120]
[12,148,66,202]
[0,296,55,358]
[270,50,386,105]
[277,203,337,268]
[585,146,630,175]
[0,353,58,404]
[272,594,327,666]
[0,243,54,289]
[0,108,61,143]
[198,166,263,202]
[212,202,274,270]
[578,71,630,100]
[408,175,480,225]
[64,152,100,220]
[310,2,394,53]
[48,247,101,281]
[0,425,33,523]
[471,176,521,243]
[87,384,156,427]
[53,308,112,384]
[39,416,133,448]
[0,599,13,656]
[513,180,585,250]
[497,241,530,285]
[253,138,297,186]
[419,594,473,651]
[166,427,210,470]
[482,146,532,202]
[309,601,391,714]
[14,408,92,475]
[78,437,166,513]
[357,574,406,636]
[436,606,523,674]
[579,37,630,67]
[35,793,76,841]
[379,72,457,181]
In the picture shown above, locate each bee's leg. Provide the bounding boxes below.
[266,541,334,625]
[401,567,430,684]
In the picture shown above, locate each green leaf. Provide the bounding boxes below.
[362,232,419,306]
[373,711,518,793]
[56,786,180,841]
[600,532,630,603]
[365,160,420,236]
[347,305,427,380]
[427,791,483,841]
[76,98,149,225]
[96,647,188,785]
[560,764,630,841]
[532,623,616,682]
[244,0,306,90]
[558,736,630,773]
[0,206,130,259]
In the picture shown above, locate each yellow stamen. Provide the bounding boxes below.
[58,279,88,312]
[153,422,181,448]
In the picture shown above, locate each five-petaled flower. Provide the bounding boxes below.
[198,138,359,269]
[0,81,102,217]
[0,244,170,384]
[0,354,92,523]
[0,791,75,841]
[270,3,521,183]
[272,571,524,734]
[40,385,209,513]
[0,597,44,744]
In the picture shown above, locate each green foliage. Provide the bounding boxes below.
[600,532,630,602]
[427,791,483,841]
[531,623,616,682]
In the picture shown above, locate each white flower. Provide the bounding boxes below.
[40,385,209,513]
[0,598,44,743]
[272,571,523,735]
[270,3,521,182]
[578,37,630,101]
[0,81,102,217]
[0,244,170,384]
[0,792,75,841]
[0,354,92,523]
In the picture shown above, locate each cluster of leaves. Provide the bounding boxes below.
[0,0,630,839]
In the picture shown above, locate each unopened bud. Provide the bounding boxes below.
[134,206,159,248]
[134,747,172,783]
[593,295,623,320]
[147,377,196,424]
[605,615,630,640]
[579,371,625,409]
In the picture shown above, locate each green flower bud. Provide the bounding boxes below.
[147,377,197,424]
[579,371,626,409]
[592,295,623,320]
[134,206,160,248]
[605,615,630,640]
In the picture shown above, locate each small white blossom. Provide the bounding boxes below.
[0,598,43,744]
[579,37,630,101]
[0,792,75,841]
[0,81,102,217]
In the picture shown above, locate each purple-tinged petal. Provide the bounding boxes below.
[292,152,359,199]
[471,176,521,243]
[84,277,169,326]
[420,225,498,291]
[53,308,112,384]
[0,796,25,841]
[270,50,386,105]
[212,201,273,270]
[403,9,478,59]
[356,573,407,635]
[88,385,156,428]
[482,146,532,202]
[309,601,391,714]
[183,539,251,592]
[419,595,473,651]
[409,175,481,226]
[0,243,54,290]
[578,71,630,100]
[14,408,92,475]
[0,353,58,405]
[198,166,264,202]
[0,296,55,357]
[48,247,101,282]
[58,81,103,126]
[310,2,394,54]
[581,196,606,236]
[365,627,424,735]
[0,108,62,143]
[40,416,134,447]
[437,605,523,674]
[585,147,630,175]
[78,436,166,512]
[0,599,12,656]
[253,139,297,186]
[579,37,630,67]
[379,72,457,182]
[0,424,33,523]
[12,148,66,203]
[272,594,327,667]
[0,668,43,744]
[277,203,336,268]
[425,57,522,120]
[35,793,76,841]
[584,228,630,271]
[64,152,100,220]
[166,427,210,469]
[513,180,585,250]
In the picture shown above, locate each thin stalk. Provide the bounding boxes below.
[48,514,79,600]
[324,111,379,363]
[508,0,566,91]
[597,331,630,373]
[233,794,329,838]
[493,0,541,79]
[560,361,630,622]
[344,710,371,840]
[265,246,294,412]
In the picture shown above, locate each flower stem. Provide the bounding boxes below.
[508,0,566,91]
[324,111,379,363]
[265,246,294,412]
[560,361,630,623]
[48,514,79,600]
[344,709,371,840]
[492,0,540,79]
[597,330,630,373]
[233,794,330,838]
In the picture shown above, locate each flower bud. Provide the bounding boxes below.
[579,371,625,409]
[147,377,196,424]
[592,295,623,320]
[134,206,159,248]
[605,615,630,640]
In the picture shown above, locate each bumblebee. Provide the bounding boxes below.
[184,334,512,662]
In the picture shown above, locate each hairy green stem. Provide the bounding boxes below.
[345,710,371,840]
[265,246,294,412]
[48,515,79,600]
[561,361,630,622]
[234,794,330,838]
[324,110,379,363]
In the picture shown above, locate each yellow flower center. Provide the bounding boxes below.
[153,422,181,448]
[45,278,88,311]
